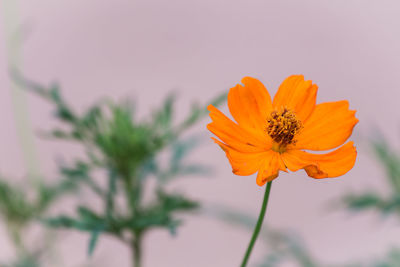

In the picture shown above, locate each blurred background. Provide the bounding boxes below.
[1,1,400,266]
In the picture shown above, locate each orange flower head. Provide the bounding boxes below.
[207,75,358,186]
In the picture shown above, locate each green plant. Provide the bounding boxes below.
[13,72,226,267]
[0,175,77,266]
[341,138,400,216]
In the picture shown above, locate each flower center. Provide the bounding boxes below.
[266,107,302,152]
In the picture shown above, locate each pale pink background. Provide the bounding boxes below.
[1,1,400,266]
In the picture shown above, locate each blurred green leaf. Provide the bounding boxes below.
[372,139,400,193]
[339,137,400,217]
[13,70,226,262]
[0,179,35,224]
[342,193,385,211]
[88,226,104,257]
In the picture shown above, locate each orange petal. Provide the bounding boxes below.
[213,138,270,176]
[295,101,358,151]
[256,151,287,186]
[228,77,273,138]
[207,105,271,153]
[214,138,286,186]
[272,75,318,122]
[282,142,357,179]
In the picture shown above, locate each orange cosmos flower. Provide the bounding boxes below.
[207,75,358,186]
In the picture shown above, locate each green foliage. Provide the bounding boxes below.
[0,174,77,267]
[372,249,400,267]
[340,138,400,216]
[0,179,36,225]
[13,71,226,264]
[0,256,40,267]
[333,137,400,267]
[0,177,75,227]
[206,205,319,267]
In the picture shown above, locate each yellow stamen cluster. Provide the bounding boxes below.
[266,108,302,149]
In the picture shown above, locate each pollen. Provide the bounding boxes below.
[266,107,302,148]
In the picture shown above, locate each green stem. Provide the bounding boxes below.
[123,172,142,267]
[240,181,273,267]
[124,175,139,217]
[8,222,26,257]
[132,235,142,267]
[2,0,42,181]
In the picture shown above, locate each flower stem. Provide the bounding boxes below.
[240,181,273,267]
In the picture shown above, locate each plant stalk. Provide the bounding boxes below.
[240,181,273,267]
[132,235,142,267]
[123,171,143,267]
